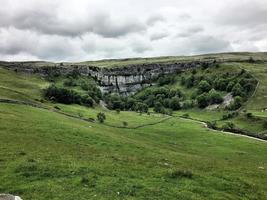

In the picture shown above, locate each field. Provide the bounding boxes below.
[0,54,267,199]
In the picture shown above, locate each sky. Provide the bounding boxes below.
[0,0,266,61]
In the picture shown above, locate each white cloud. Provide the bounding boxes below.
[0,0,266,61]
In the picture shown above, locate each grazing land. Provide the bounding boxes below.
[0,52,267,199]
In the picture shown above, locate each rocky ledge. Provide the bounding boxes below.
[0,194,22,200]
[0,60,216,94]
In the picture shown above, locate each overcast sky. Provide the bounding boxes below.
[0,0,266,61]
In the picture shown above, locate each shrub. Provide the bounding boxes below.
[181,113,190,118]
[135,102,148,113]
[182,100,194,109]
[206,121,217,129]
[122,121,128,127]
[208,89,223,104]
[169,97,181,110]
[63,78,77,87]
[97,112,106,123]
[228,96,243,110]
[246,112,253,118]
[196,93,209,108]
[44,85,81,105]
[222,122,235,131]
[158,75,175,86]
[81,95,94,107]
[197,80,211,94]
[222,112,238,120]
[226,81,236,92]
[214,78,228,91]
[154,102,164,113]
[184,75,195,88]
[232,83,244,97]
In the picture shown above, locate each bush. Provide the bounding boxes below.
[246,112,253,118]
[222,122,235,131]
[135,102,148,113]
[206,121,217,129]
[44,85,81,105]
[122,121,128,127]
[197,80,212,94]
[228,96,243,110]
[182,100,194,109]
[208,89,223,104]
[97,112,106,123]
[232,83,244,97]
[196,93,209,108]
[184,75,195,88]
[226,81,235,92]
[181,113,190,118]
[214,78,228,91]
[158,75,175,86]
[154,102,164,113]
[222,112,238,120]
[81,95,94,107]
[63,78,77,87]
[169,97,181,110]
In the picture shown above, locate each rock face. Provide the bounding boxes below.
[0,194,22,200]
[0,60,216,94]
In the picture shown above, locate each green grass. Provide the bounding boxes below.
[0,103,267,200]
[54,103,169,128]
[0,67,48,102]
[2,52,267,68]
[0,57,267,199]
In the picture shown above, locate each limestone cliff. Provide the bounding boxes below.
[0,60,216,94]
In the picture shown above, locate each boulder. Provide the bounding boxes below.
[0,194,22,200]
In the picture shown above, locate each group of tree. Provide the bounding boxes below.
[44,85,94,107]
[181,68,257,109]
[196,89,224,108]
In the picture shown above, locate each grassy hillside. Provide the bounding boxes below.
[0,55,267,199]
[2,52,267,69]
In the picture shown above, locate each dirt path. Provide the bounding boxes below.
[178,117,267,143]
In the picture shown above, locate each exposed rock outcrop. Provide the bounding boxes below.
[0,194,22,200]
[0,60,216,94]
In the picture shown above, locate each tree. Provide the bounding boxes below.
[135,102,148,113]
[154,102,164,113]
[197,80,211,94]
[169,97,181,110]
[232,83,244,96]
[97,112,106,123]
[122,121,128,127]
[228,96,242,110]
[81,95,94,107]
[226,81,235,92]
[208,89,223,104]
[196,93,209,108]
[185,75,195,88]
[214,78,228,91]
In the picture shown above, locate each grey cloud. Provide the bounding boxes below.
[146,14,165,26]
[216,1,267,28]
[188,35,232,54]
[91,13,146,38]
[0,4,146,38]
[150,32,168,41]
[176,26,204,38]
[0,0,266,61]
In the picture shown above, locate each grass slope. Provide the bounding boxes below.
[0,103,267,200]
[0,58,267,199]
